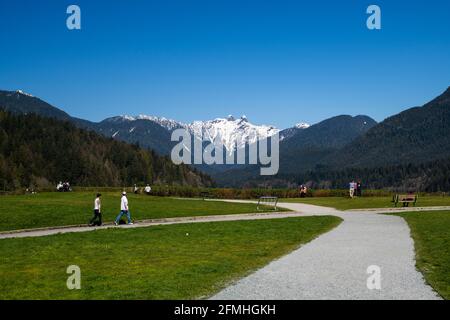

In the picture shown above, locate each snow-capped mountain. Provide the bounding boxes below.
[187,115,279,152]
[112,114,280,153]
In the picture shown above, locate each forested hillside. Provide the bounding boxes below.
[278,115,377,173]
[223,157,450,192]
[327,87,450,168]
[0,111,213,190]
[295,157,450,191]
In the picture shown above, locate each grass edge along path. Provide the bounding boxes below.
[280,196,450,211]
[0,216,342,299]
[391,211,450,299]
[0,192,288,232]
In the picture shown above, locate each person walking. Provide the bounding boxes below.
[349,181,355,198]
[299,185,307,198]
[299,185,304,198]
[357,180,362,197]
[89,193,102,226]
[114,191,133,225]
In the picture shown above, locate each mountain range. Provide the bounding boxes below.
[325,87,450,168]
[1,86,449,190]
[218,87,450,189]
[0,89,365,171]
[104,114,281,155]
[0,90,289,155]
[0,89,370,157]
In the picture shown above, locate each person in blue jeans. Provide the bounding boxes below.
[114,191,133,225]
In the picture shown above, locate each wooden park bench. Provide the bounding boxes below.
[392,194,417,207]
[200,191,212,200]
[257,196,278,211]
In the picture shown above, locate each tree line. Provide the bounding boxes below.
[0,111,213,191]
[245,158,450,192]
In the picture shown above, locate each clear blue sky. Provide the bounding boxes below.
[1,0,449,128]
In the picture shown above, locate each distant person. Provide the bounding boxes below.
[349,181,356,198]
[61,181,71,192]
[299,185,307,198]
[57,181,63,192]
[133,184,139,194]
[115,191,133,225]
[144,184,152,195]
[89,193,102,226]
[357,181,362,197]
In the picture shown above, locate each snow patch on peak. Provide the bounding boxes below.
[119,115,136,121]
[16,90,34,97]
[136,114,186,130]
[295,122,310,129]
[279,122,311,141]
[116,114,185,130]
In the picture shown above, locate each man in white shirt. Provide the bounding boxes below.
[349,181,356,198]
[89,193,102,226]
[114,191,133,225]
[144,184,151,195]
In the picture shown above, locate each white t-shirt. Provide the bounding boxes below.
[145,186,151,193]
[121,196,128,211]
[94,197,101,211]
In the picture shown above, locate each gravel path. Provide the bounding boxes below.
[0,211,305,239]
[212,202,442,300]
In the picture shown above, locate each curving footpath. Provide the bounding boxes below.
[0,211,306,239]
[212,202,442,300]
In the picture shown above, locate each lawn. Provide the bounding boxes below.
[280,196,450,210]
[392,211,450,299]
[0,192,286,232]
[0,216,341,299]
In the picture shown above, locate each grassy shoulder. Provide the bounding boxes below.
[280,196,450,210]
[0,192,287,232]
[391,211,450,299]
[0,216,341,299]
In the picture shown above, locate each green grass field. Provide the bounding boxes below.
[0,216,341,299]
[280,196,450,210]
[392,211,450,299]
[0,192,286,232]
